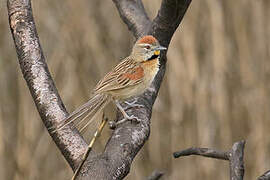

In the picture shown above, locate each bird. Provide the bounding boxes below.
[54,35,166,180]
[55,35,166,133]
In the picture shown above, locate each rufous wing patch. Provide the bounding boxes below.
[121,66,144,81]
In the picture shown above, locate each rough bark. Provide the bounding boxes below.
[7,0,191,179]
[7,0,87,170]
[258,170,270,180]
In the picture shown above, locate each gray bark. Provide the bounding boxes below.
[174,140,245,180]
[7,0,191,179]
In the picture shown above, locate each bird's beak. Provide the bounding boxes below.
[155,46,167,51]
[154,46,167,56]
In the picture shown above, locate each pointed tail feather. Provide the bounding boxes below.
[77,94,110,133]
[51,93,111,133]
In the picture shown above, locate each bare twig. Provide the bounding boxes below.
[72,114,108,180]
[173,147,229,160]
[173,140,245,180]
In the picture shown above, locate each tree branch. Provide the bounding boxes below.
[112,0,151,38]
[151,0,192,47]
[258,170,270,180]
[78,1,191,178]
[173,141,245,180]
[7,0,87,170]
[229,141,245,180]
[173,147,229,160]
[7,0,191,179]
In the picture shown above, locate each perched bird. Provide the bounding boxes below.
[56,35,166,132]
[56,35,166,180]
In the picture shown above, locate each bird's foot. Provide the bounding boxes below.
[123,98,144,110]
[110,99,142,129]
[109,114,141,129]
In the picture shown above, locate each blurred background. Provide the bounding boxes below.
[0,0,269,179]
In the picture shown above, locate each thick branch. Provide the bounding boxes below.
[229,141,245,180]
[8,0,191,179]
[258,170,270,180]
[173,141,245,180]
[151,0,192,47]
[113,0,151,38]
[77,100,153,179]
[173,147,229,160]
[76,0,191,179]
[7,0,87,170]
[75,0,192,179]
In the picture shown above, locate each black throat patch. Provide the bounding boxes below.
[148,54,159,61]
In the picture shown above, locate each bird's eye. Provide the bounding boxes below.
[145,45,151,49]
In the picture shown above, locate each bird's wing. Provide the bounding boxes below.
[93,57,144,94]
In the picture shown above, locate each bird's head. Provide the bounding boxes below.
[131,35,167,62]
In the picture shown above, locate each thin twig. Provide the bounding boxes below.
[173,147,229,160]
[173,141,245,180]
[72,114,108,180]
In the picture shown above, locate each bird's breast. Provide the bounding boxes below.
[141,58,159,84]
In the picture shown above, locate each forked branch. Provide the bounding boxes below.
[7,0,191,179]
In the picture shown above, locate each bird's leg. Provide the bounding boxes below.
[109,100,141,128]
[123,98,144,110]
[116,100,141,122]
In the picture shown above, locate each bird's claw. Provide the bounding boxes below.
[127,115,141,122]
[109,115,141,129]
[123,99,144,110]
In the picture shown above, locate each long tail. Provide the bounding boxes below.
[52,93,111,133]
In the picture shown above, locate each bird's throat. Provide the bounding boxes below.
[141,57,159,70]
[147,54,159,61]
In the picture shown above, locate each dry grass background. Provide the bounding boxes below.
[0,0,269,179]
